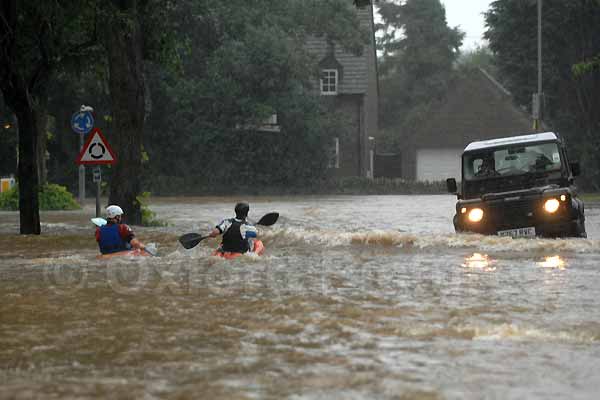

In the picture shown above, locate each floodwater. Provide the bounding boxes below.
[1,195,600,399]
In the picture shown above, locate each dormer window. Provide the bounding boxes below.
[320,69,338,95]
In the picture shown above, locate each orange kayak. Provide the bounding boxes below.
[212,240,265,259]
[96,249,151,260]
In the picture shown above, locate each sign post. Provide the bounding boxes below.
[92,168,102,217]
[71,106,95,203]
[75,128,117,217]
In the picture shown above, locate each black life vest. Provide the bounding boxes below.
[221,219,250,253]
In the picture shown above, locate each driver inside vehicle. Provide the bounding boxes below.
[476,156,500,177]
[533,153,554,171]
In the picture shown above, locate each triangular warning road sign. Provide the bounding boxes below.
[75,128,117,165]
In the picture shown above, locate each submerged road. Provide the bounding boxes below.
[1,195,599,399]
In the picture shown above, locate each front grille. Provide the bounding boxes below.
[487,198,537,229]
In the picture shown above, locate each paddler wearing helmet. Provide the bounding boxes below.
[208,202,258,254]
[95,205,146,254]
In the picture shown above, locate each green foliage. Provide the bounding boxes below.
[572,55,600,77]
[136,192,167,227]
[0,184,80,211]
[142,0,367,190]
[457,46,498,75]
[39,184,80,210]
[0,186,19,210]
[377,0,464,137]
[5,0,371,198]
[485,0,600,190]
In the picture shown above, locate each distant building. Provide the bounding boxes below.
[391,68,534,182]
[305,2,379,178]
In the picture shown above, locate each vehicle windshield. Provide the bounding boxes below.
[463,142,562,181]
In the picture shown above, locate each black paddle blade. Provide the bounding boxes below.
[178,233,208,249]
[256,212,279,226]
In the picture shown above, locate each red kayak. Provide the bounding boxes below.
[212,240,265,259]
[96,249,151,260]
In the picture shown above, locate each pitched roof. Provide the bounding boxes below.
[414,67,535,148]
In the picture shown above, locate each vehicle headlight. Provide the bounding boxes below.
[544,198,560,214]
[468,208,484,223]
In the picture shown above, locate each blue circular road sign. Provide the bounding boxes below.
[71,111,94,134]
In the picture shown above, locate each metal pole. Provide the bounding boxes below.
[95,168,101,218]
[78,133,85,203]
[537,0,543,131]
[369,149,374,179]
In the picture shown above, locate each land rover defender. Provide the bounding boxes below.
[446,132,586,238]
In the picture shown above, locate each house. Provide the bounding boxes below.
[305,1,379,178]
[396,67,535,182]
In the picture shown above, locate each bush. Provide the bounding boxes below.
[136,191,168,227]
[0,183,80,211]
[40,184,80,210]
[0,186,19,210]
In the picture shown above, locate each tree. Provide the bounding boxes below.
[0,1,97,234]
[3,0,370,209]
[485,0,600,189]
[100,0,146,225]
[457,46,497,74]
[377,0,463,143]
[138,0,369,192]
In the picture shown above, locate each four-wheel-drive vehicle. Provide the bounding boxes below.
[446,132,586,238]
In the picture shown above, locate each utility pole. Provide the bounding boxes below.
[533,0,543,132]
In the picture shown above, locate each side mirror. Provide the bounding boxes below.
[446,178,457,194]
[570,162,581,177]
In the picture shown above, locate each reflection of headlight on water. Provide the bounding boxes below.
[462,253,496,271]
[538,255,566,269]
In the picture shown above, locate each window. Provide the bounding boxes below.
[320,69,338,95]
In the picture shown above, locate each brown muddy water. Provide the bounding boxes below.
[1,195,600,399]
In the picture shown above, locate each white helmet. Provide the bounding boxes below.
[106,205,124,219]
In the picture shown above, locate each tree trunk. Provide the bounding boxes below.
[15,104,41,234]
[0,0,41,234]
[3,90,42,234]
[106,0,145,225]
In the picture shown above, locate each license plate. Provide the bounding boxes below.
[497,227,536,238]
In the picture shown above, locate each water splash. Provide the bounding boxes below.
[261,227,600,254]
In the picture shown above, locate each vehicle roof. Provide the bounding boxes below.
[464,132,559,152]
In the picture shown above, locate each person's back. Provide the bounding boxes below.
[97,222,129,254]
[95,205,144,254]
[211,202,258,254]
[219,218,256,253]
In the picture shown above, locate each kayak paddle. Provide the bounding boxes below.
[91,217,107,227]
[178,233,209,249]
[142,246,158,257]
[255,212,279,226]
[178,212,279,250]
